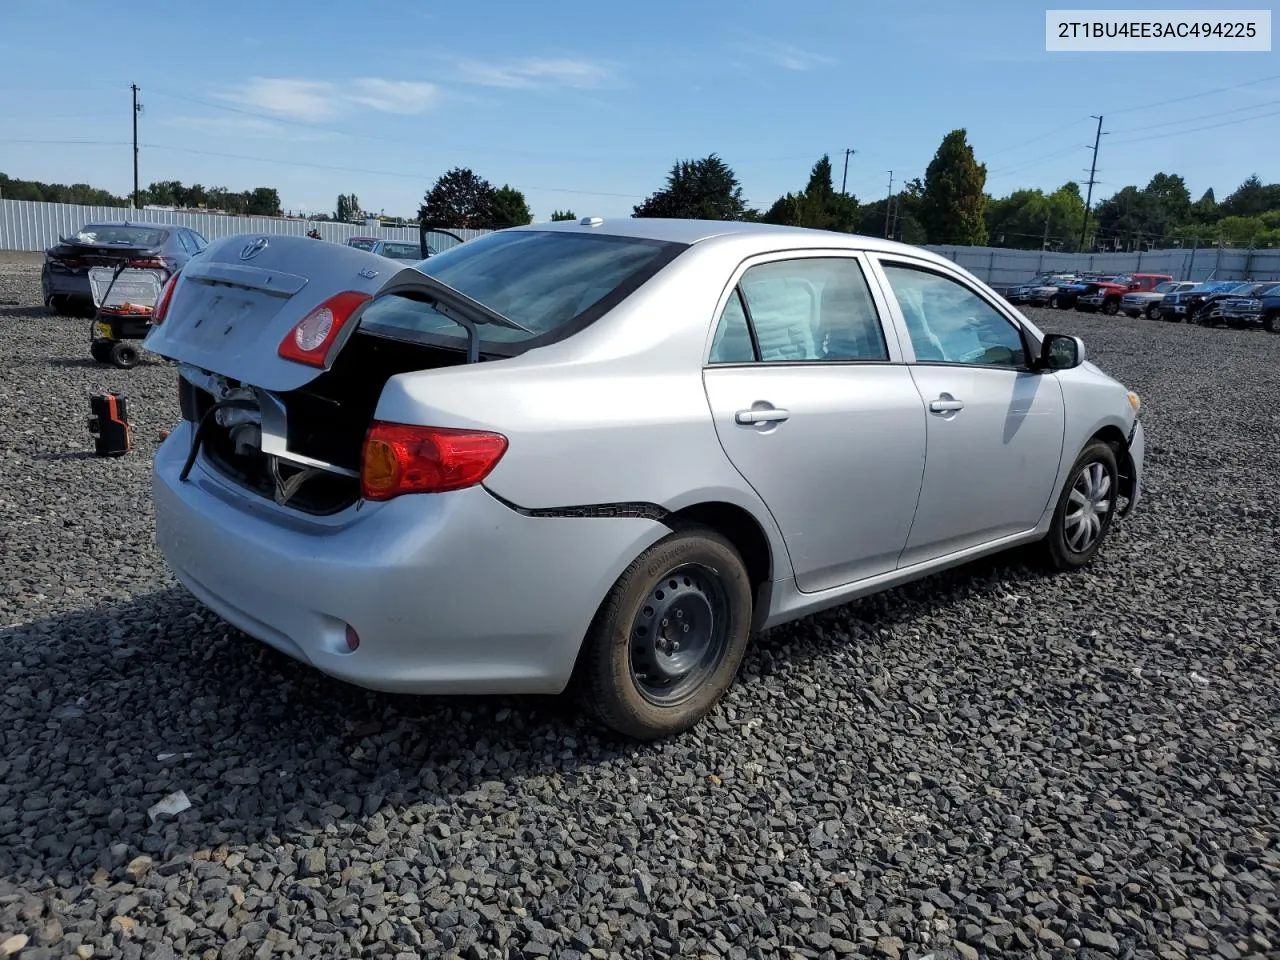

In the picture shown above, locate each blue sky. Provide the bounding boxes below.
[1,0,1277,221]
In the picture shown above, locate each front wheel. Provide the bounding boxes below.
[577,526,753,740]
[110,341,140,369]
[1264,311,1279,333]
[1035,440,1119,572]
[1102,298,1120,316]
[1146,303,1161,321]
[1047,294,1060,309]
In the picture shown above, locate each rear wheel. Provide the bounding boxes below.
[1264,311,1279,333]
[577,525,753,740]
[1047,294,1060,309]
[1035,440,1119,572]
[1145,303,1162,321]
[1102,297,1120,316]
[110,341,140,369]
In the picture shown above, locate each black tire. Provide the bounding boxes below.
[1047,294,1059,309]
[46,294,68,315]
[1102,298,1120,316]
[89,340,112,364]
[110,341,140,369]
[577,525,753,740]
[1264,311,1279,333]
[1035,440,1120,572]
[1145,303,1161,321]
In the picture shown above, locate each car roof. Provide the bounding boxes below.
[512,217,962,260]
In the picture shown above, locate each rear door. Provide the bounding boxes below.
[701,252,926,593]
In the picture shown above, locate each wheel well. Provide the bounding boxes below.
[665,502,772,593]
[1091,425,1134,503]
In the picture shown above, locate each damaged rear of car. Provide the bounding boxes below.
[146,230,686,704]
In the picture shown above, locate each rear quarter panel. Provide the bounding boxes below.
[371,236,810,559]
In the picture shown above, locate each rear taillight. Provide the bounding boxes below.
[360,422,508,500]
[128,257,170,269]
[277,291,371,368]
[151,270,182,325]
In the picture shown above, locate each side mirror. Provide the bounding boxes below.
[1040,333,1086,371]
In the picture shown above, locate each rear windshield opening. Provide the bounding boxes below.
[73,225,168,246]
[360,229,686,351]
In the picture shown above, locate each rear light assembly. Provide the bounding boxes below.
[128,257,171,270]
[361,422,508,500]
[277,291,371,368]
[150,270,182,325]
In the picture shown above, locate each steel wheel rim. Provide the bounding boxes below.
[629,563,729,707]
[1064,461,1113,553]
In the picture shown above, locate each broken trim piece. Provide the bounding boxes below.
[484,488,669,522]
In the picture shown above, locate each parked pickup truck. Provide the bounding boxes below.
[1213,282,1280,331]
[1195,281,1278,327]
[1158,281,1241,322]
[1076,273,1175,315]
[1120,280,1199,320]
[1052,275,1118,310]
[1005,273,1080,307]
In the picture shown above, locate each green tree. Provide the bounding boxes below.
[633,154,749,220]
[419,167,502,229]
[761,155,859,232]
[1219,174,1280,218]
[919,129,988,245]
[247,187,282,216]
[550,209,578,221]
[491,184,533,227]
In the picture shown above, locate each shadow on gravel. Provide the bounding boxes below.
[44,357,102,369]
[1,551,1062,886]
[36,451,99,461]
[3,306,53,319]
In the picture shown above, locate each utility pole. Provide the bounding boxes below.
[131,83,141,209]
[1078,114,1104,252]
[840,148,856,195]
[883,170,894,239]
[1043,215,1051,250]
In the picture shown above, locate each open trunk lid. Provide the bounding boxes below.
[144,233,414,393]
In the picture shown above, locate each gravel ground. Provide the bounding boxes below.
[1,258,1278,960]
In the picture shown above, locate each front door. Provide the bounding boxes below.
[871,258,1068,567]
[701,253,926,593]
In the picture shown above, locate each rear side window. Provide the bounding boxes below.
[708,257,889,364]
[361,230,686,347]
[175,231,195,254]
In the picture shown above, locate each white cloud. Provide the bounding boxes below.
[162,115,333,141]
[213,76,439,120]
[735,41,834,71]
[453,57,615,89]
[346,78,439,113]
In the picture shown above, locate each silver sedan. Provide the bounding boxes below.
[145,219,1145,739]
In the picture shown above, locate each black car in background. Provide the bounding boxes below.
[41,221,208,315]
[1218,283,1280,331]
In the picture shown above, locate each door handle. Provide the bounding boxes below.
[735,408,790,425]
[928,398,965,414]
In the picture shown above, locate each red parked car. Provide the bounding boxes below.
[1076,273,1175,315]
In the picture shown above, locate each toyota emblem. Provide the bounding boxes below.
[239,237,270,261]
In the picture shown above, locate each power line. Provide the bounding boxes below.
[1114,97,1280,135]
[1104,70,1280,116]
[1108,105,1280,146]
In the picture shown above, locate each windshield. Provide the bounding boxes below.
[73,224,167,246]
[1152,282,1177,293]
[360,229,687,347]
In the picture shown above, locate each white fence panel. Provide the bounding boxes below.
[0,199,491,251]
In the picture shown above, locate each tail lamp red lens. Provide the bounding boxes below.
[151,270,182,325]
[361,422,508,500]
[277,291,371,368]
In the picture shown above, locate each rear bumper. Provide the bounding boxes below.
[42,270,92,300]
[153,423,668,695]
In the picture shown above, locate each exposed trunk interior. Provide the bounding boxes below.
[180,331,474,515]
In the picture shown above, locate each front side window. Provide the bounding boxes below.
[880,262,1027,368]
[707,257,889,364]
[360,230,686,348]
